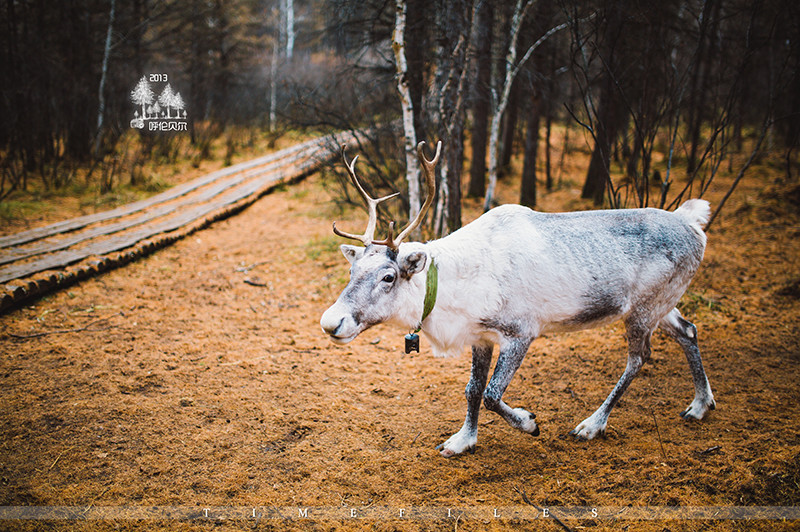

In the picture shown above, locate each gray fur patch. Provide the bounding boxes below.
[479,318,523,338]
[568,288,623,326]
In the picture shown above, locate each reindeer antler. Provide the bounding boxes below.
[332,141,442,251]
[332,144,400,246]
[389,140,441,249]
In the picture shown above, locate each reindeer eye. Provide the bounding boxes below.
[381,273,396,284]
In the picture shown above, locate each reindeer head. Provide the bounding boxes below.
[320,141,441,344]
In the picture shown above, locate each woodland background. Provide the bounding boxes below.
[1,0,798,234]
[1,3,800,528]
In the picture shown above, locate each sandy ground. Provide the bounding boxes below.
[1,160,799,531]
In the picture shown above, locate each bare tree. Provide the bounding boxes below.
[93,0,116,157]
[467,0,494,198]
[1,0,795,212]
[429,0,475,234]
[483,0,532,211]
[518,0,558,208]
[285,0,295,59]
[269,0,292,132]
[393,0,423,237]
[483,0,571,210]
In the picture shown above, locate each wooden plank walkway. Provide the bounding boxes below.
[0,131,357,313]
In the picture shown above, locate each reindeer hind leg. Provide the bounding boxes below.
[659,308,715,420]
[571,316,654,440]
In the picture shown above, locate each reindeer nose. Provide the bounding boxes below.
[322,319,342,336]
[320,311,344,337]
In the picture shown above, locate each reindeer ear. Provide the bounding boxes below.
[341,245,364,264]
[399,250,427,278]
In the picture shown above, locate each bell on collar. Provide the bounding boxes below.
[404,333,420,353]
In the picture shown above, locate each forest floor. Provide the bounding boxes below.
[1,144,799,531]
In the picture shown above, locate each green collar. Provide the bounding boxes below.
[415,258,438,332]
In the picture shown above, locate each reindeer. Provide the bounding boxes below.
[320,141,715,457]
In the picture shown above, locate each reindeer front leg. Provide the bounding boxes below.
[437,344,492,457]
[482,338,539,437]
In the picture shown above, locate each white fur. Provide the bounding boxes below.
[322,200,715,456]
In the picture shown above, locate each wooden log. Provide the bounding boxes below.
[0,137,323,249]
[0,143,324,266]
[0,129,361,312]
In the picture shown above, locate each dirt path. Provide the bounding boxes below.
[0,132,368,312]
[1,160,799,531]
[0,131,360,313]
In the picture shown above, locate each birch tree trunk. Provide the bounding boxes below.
[93,0,116,157]
[269,47,278,132]
[393,0,421,234]
[285,0,294,60]
[483,0,530,211]
[483,1,572,211]
[269,0,286,132]
[432,0,476,235]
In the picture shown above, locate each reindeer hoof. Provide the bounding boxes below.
[437,445,455,458]
[436,443,475,458]
[569,420,606,441]
[436,430,477,457]
[512,407,539,435]
[680,398,716,420]
[569,429,596,442]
